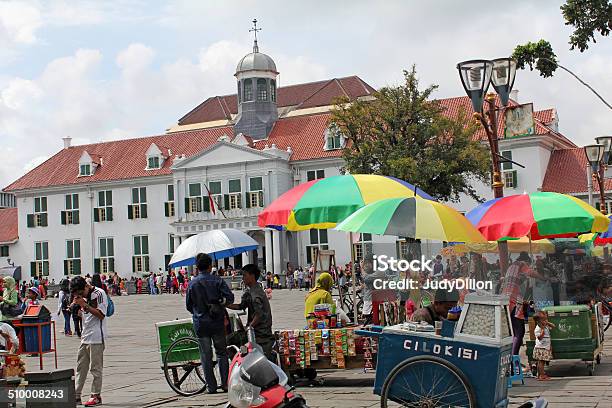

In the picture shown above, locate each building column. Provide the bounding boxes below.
[242,251,250,267]
[273,229,282,276]
[265,229,273,273]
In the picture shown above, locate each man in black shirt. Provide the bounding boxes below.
[186,253,234,393]
[228,264,274,361]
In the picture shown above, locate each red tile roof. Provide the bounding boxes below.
[541,147,607,194]
[0,208,18,244]
[437,96,575,147]
[178,76,376,125]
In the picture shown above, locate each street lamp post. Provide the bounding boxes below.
[585,138,612,259]
[457,57,517,274]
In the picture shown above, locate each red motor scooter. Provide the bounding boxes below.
[226,329,308,408]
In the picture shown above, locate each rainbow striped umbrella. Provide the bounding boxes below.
[335,197,486,243]
[579,215,612,246]
[257,175,433,231]
[466,192,609,241]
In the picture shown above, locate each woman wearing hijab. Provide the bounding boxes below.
[304,272,335,318]
[0,277,20,320]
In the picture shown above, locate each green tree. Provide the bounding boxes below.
[512,0,611,109]
[331,66,490,203]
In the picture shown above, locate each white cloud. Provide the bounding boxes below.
[0,2,42,46]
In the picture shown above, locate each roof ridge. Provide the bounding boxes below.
[334,78,350,98]
[294,78,337,110]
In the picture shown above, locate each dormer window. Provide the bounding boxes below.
[145,143,166,170]
[147,156,160,169]
[79,164,91,176]
[78,151,98,177]
[324,125,344,150]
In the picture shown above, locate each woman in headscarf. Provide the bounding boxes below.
[0,277,20,321]
[304,272,335,318]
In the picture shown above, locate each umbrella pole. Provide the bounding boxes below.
[529,233,533,259]
[349,232,359,324]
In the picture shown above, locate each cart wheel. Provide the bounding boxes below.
[381,356,475,408]
[304,368,317,380]
[163,337,207,396]
[588,362,595,376]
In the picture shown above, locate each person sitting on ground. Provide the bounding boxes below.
[0,277,20,321]
[411,287,459,325]
[304,272,335,318]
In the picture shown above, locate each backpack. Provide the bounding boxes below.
[106,295,115,317]
[60,292,70,311]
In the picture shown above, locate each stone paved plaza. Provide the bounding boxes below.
[29,290,612,408]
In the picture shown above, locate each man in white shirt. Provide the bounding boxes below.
[70,276,108,407]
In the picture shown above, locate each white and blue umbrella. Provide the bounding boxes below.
[168,228,259,268]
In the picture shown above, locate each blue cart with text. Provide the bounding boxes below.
[357,293,513,408]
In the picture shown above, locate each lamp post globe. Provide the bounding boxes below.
[457,59,493,113]
[584,144,605,172]
[595,136,612,165]
[491,58,517,107]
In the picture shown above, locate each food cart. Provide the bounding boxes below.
[526,304,604,376]
[357,293,513,408]
[155,311,245,396]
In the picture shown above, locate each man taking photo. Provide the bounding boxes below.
[186,253,234,393]
[70,275,108,407]
[228,264,274,361]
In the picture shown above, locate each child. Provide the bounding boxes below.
[533,311,555,381]
[21,287,40,313]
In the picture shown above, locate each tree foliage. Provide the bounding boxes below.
[513,0,611,77]
[561,0,612,51]
[331,66,490,203]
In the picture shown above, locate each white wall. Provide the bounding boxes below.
[14,177,176,280]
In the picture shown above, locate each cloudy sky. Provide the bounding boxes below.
[1,0,610,189]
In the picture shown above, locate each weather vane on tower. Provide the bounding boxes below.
[250,19,261,53]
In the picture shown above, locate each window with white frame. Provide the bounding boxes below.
[353,233,372,262]
[187,183,203,213]
[64,239,81,275]
[501,150,517,189]
[169,234,175,254]
[307,170,325,182]
[79,164,91,176]
[227,179,241,210]
[95,190,113,222]
[129,187,147,219]
[27,197,48,228]
[165,185,175,217]
[325,125,343,150]
[0,246,8,257]
[32,241,49,277]
[306,229,329,264]
[61,193,80,225]
[209,181,223,210]
[97,238,115,274]
[147,156,160,170]
[247,177,264,208]
[133,235,150,273]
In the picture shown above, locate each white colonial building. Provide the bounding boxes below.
[1,39,579,281]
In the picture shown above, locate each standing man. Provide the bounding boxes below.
[227,264,274,361]
[148,273,156,295]
[186,253,234,394]
[70,275,107,407]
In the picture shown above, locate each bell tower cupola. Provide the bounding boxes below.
[233,19,278,140]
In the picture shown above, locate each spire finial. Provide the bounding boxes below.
[249,18,261,53]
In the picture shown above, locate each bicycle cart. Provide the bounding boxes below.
[526,304,604,376]
[155,311,246,396]
[357,293,514,408]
